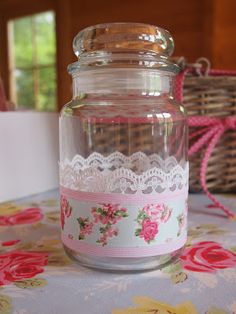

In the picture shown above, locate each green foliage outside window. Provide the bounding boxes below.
[11,11,56,111]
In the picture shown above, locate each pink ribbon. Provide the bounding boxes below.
[188,116,236,219]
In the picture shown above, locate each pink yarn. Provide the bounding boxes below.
[188,116,236,219]
[175,67,236,219]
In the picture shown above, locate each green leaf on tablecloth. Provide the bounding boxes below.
[196,224,218,230]
[41,199,58,207]
[188,225,226,239]
[0,294,12,313]
[162,261,182,274]
[30,202,39,207]
[16,242,34,251]
[0,202,22,215]
[206,306,229,314]
[207,229,226,236]
[188,229,202,238]
[196,224,226,235]
[48,252,73,266]
[31,222,44,229]
[171,272,188,284]
[229,246,236,253]
[45,211,60,223]
[186,237,193,247]
[14,278,47,289]
[157,254,172,267]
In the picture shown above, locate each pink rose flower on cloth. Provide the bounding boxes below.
[0,250,48,286]
[0,208,43,226]
[139,218,158,243]
[1,240,21,247]
[180,241,236,273]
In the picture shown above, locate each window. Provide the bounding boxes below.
[8,11,56,111]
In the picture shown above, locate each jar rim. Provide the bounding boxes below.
[73,22,175,58]
[67,57,179,75]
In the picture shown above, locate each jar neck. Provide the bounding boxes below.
[72,68,176,99]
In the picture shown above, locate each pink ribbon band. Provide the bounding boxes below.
[60,186,188,205]
[62,233,187,258]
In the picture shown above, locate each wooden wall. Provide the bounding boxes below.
[0,0,236,109]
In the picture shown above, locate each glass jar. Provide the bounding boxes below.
[59,23,188,271]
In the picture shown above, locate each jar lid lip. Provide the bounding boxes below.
[73,22,175,59]
[67,53,179,75]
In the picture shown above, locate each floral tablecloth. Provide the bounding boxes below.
[0,190,236,314]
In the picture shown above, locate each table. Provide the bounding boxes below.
[0,191,236,314]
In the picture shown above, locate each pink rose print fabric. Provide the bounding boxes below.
[1,191,236,313]
[180,241,236,273]
[1,239,21,247]
[0,208,43,226]
[135,204,172,243]
[0,250,48,286]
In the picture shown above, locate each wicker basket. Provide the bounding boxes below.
[183,71,236,192]
[88,60,236,194]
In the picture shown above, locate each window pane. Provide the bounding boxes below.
[38,67,56,111]
[9,11,57,111]
[35,12,56,65]
[14,69,34,108]
[13,17,33,67]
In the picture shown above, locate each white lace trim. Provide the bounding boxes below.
[60,152,188,194]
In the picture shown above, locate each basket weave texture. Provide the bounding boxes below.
[88,66,236,194]
[184,74,236,192]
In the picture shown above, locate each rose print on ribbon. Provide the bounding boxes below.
[60,195,72,230]
[77,204,128,246]
[92,204,128,246]
[177,199,188,237]
[135,204,172,244]
[78,217,93,240]
[139,219,158,243]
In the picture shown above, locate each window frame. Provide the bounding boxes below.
[0,0,61,110]
[8,11,57,110]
